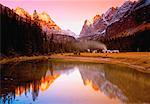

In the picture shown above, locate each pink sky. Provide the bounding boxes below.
[0,0,137,35]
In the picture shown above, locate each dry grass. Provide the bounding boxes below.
[0,52,150,73]
[67,52,149,58]
[53,52,150,73]
[0,55,50,64]
[79,52,150,69]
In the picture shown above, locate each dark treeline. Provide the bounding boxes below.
[47,33,76,53]
[0,4,76,56]
[103,30,150,52]
[1,4,47,56]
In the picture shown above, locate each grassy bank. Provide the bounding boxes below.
[0,52,150,73]
[0,55,51,64]
[51,52,150,73]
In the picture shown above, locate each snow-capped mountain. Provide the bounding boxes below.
[79,0,137,37]
[110,0,136,24]
[79,0,150,51]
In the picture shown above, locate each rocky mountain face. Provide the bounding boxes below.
[0,4,76,56]
[14,7,31,19]
[14,7,76,37]
[80,1,137,37]
[79,0,150,51]
[14,7,60,31]
[37,12,61,31]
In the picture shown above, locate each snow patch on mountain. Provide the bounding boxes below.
[79,0,137,37]
[102,15,109,25]
[110,1,135,24]
[59,29,77,37]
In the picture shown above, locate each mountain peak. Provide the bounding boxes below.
[79,0,139,37]
[38,12,52,23]
[84,19,92,26]
[122,0,134,6]
[14,7,30,18]
[93,14,101,23]
[14,7,61,31]
[37,11,61,30]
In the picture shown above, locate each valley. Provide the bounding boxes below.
[0,0,150,104]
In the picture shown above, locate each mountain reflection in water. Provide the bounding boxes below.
[0,61,150,104]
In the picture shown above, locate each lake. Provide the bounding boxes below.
[0,60,150,104]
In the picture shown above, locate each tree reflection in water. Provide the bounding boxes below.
[0,61,58,104]
[0,61,150,104]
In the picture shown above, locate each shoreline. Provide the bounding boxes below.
[51,54,150,73]
[0,55,50,64]
[0,52,150,73]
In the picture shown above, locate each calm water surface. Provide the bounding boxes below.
[0,61,150,104]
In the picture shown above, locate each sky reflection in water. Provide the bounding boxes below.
[0,61,150,104]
